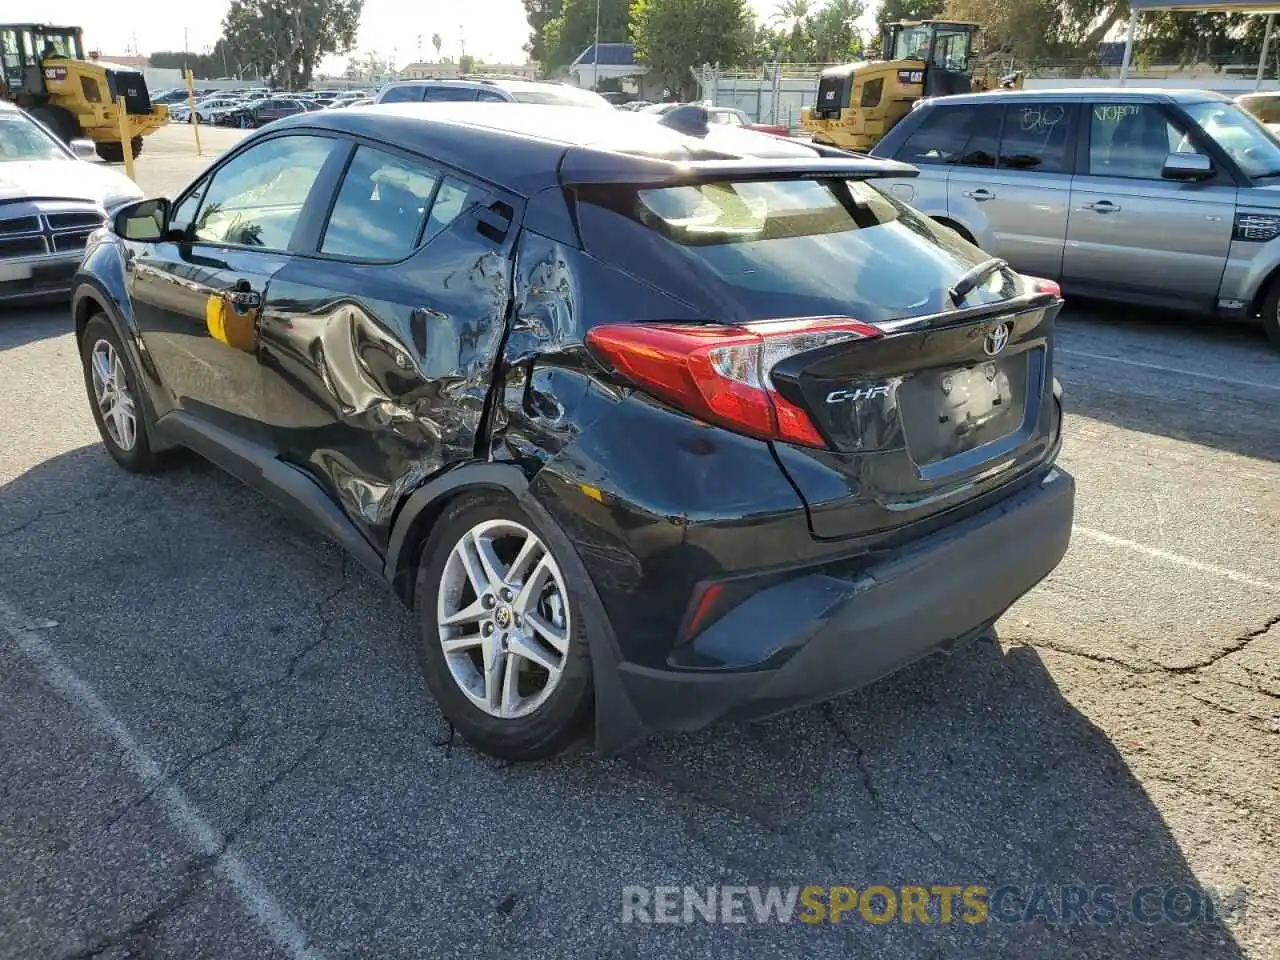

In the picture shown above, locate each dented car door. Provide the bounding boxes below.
[255,144,519,549]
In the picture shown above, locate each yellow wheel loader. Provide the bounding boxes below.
[802,20,1022,153]
[0,24,167,162]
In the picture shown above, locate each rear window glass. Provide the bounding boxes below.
[509,87,613,109]
[576,178,1016,324]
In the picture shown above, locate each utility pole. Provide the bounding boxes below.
[591,0,601,90]
[183,26,189,72]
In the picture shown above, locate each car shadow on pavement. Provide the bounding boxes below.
[0,303,71,352]
[1057,301,1280,462]
[0,445,1252,959]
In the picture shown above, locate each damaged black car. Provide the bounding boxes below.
[72,102,1075,760]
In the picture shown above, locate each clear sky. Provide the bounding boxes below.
[41,0,881,72]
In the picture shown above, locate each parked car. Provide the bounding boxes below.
[183,97,247,123]
[218,97,309,128]
[870,88,1280,346]
[72,103,1074,759]
[702,105,790,137]
[375,77,613,109]
[0,102,142,302]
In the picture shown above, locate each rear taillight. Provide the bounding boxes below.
[1026,276,1062,298]
[585,317,881,448]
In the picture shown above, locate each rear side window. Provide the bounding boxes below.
[896,105,979,164]
[576,178,1015,324]
[321,146,438,260]
[997,102,1075,172]
[380,84,424,103]
[476,88,508,102]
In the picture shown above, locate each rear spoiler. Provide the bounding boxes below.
[559,150,920,187]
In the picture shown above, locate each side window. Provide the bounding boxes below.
[954,104,1003,168]
[194,135,336,249]
[476,88,507,102]
[423,85,476,102]
[321,146,439,260]
[896,106,977,165]
[997,102,1075,173]
[1087,102,1182,179]
[380,84,424,103]
[423,176,482,243]
[170,178,208,236]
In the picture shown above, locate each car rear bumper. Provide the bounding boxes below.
[605,466,1074,739]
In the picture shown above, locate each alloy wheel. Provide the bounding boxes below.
[436,519,571,719]
[90,339,138,452]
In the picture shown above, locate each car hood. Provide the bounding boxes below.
[0,159,143,208]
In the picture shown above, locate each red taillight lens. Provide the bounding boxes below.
[585,317,881,448]
[1027,276,1062,298]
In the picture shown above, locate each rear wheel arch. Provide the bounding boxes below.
[1255,268,1280,346]
[386,463,536,606]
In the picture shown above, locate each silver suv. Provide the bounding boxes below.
[870,88,1280,346]
[375,78,613,109]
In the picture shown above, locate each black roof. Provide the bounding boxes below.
[268,103,913,196]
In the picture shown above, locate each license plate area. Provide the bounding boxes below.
[898,349,1035,467]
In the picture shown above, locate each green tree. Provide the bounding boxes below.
[541,0,632,72]
[808,0,865,62]
[632,0,754,97]
[523,0,566,64]
[944,0,1062,61]
[875,0,945,32]
[222,0,362,90]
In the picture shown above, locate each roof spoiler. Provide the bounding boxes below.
[559,151,920,187]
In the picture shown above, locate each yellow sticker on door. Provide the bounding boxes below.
[205,294,258,353]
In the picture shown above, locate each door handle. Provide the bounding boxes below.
[1082,200,1121,213]
[964,189,996,201]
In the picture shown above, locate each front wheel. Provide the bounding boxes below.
[414,493,594,760]
[1259,277,1280,349]
[79,315,168,473]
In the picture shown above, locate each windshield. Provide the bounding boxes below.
[510,87,614,109]
[893,25,932,61]
[0,111,68,161]
[1183,101,1280,178]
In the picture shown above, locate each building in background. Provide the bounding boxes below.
[567,43,658,98]
[397,61,540,81]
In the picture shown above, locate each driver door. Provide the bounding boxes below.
[1063,101,1235,310]
[126,134,345,440]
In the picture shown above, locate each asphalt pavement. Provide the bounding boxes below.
[0,124,1276,959]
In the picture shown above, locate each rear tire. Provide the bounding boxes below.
[29,104,80,143]
[413,493,594,761]
[94,138,142,163]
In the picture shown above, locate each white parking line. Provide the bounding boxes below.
[1057,348,1280,393]
[0,596,326,960]
[1074,526,1280,594]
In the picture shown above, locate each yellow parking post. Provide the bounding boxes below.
[114,96,136,181]
[185,68,202,157]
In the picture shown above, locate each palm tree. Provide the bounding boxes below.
[431,33,442,59]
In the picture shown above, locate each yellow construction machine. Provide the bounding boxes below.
[0,24,167,162]
[802,20,1022,153]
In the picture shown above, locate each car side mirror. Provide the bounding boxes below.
[1162,152,1214,181]
[111,198,171,242]
[69,138,97,160]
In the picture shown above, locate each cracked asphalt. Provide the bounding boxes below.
[1,126,1278,958]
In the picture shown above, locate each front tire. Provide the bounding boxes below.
[80,314,167,473]
[414,493,594,760]
[1263,278,1280,349]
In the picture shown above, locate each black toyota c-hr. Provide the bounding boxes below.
[72,103,1075,760]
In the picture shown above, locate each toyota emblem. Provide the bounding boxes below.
[984,322,1011,356]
